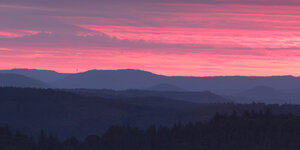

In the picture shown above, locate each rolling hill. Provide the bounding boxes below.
[65,89,232,104]
[0,73,48,88]
[230,86,299,104]
[2,69,300,97]
[1,87,300,139]
[51,69,166,90]
[50,69,300,94]
[146,83,186,91]
[0,69,70,82]
[0,87,209,138]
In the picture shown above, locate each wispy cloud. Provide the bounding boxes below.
[0,30,40,38]
[0,0,300,76]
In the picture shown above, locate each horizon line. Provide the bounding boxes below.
[1,68,299,78]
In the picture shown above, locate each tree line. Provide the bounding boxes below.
[1,110,300,150]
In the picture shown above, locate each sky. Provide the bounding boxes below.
[1,0,300,76]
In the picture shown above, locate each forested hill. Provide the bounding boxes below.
[2,87,300,139]
[64,89,232,104]
[2,111,300,150]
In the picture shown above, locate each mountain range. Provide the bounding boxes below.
[0,69,70,82]
[1,68,300,92]
[1,68,300,103]
[2,69,300,138]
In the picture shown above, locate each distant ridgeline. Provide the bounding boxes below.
[2,69,300,95]
[2,111,300,150]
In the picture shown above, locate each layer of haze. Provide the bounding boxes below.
[1,0,300,76]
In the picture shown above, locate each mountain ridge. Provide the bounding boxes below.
[2,69,300,95]
[0,73,49,88]
[0,68,70,82]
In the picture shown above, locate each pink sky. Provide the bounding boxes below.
[1,0,300,76]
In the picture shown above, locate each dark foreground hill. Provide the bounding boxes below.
[2,111,300,150]
[0,87,217,138]
[2,87,300,139]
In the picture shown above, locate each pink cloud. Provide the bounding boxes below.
[1,0,300,76]
[2,48,300,76]
[0,29,40,38]
[0,47,12,51]
[78,24,300,50]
